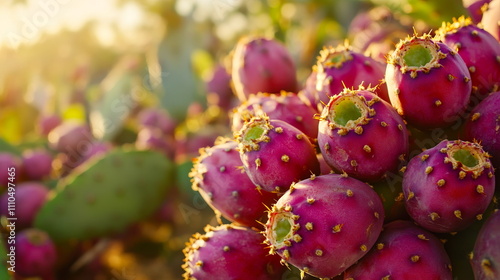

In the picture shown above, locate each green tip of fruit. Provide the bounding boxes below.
[403,44,433,67]
[327,53,347,67]
[244,126,265,142]
[333,99,362,126]
[453,149,479,168]
[274,217,292,243]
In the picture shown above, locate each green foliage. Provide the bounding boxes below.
[34,148,175,241]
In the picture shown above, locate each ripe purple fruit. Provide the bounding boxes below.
[435,16,500,100]
[344,220,453,280]
[231,36,298,101]
[182,224,286,280]
[264,173,384,278]
[317,87,409,182]
[190,138,278,228]
[231,91,319,141]
[235,115,320,193]
[0,182,49,229]
[15,228,58,279]
[403,140,495,233]
[313,44,389,105]
[385,33,472,129]
[0,152,21,189]
[21,149,53,181]
[463,91,500,169]
[471,209,500,279]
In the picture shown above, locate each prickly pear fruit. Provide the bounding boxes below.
[263,173,384,278]
[403,140,495,233]
[314,44,389,105]
[231,91,319,140]
[471,209,500,279]
[15,228,58,279]
[48,121,94,155]
[231,36,298,101]
[463,0,492,23]
[190,138,278,228]
[21,149,53,181]
[0,152,20,188]
[463,91,500,169]
[317,87,408,182]
[206,64,236,111]
[344,220,453,280]
[385,33,472,129]
[138,107,177,137]
[435,16,500,100]
[235,115,320,193]
[0,182,49,230]
[481,0,500,41]
[37,114,62,137]
[182,224,286,280]
[34,148,175,241]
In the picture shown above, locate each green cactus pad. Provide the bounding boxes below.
[34,148,175,241]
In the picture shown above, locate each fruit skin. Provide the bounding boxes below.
[235,115,320,193]
[15,228,58,279]
[190,138,278,228]
[403,140,495,233]
[435,16,500,100]
[462,91,500,169]
[264,173,384,278]
[34,148,175,241]
[231,91,319,141]
[48,121,94,154]
[313,44,390,105]
[0,152,21,189]
[231,36,298,101]
[471,209,500,279]
[0,182,49,230]
[463,0,493,23]
[317,87,409,182]
[21,149,53,181]
[481,0,500,41]
[206,64,237,111]
[344,220,453,280]
[182,224,286,280]
[385,34,472,129]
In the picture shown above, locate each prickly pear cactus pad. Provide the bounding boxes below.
[34,148,175,241]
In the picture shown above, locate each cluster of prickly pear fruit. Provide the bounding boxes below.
[182,8,500,280]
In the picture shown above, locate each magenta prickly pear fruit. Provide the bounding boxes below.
[15,228,58,279]
[37,114,62,137]
[403,140,496,233]
[471,209,500,279]
[314,44,390,105]
[463,0,493,23]
[234,115,320,193]
[206,64,236,111]
[138,107,177,137]
[231,36,298,101]
[182,224,286,280]
[0,152,21,188]
[481,0,500,41]
[344,220,453,280]
[231,91,319,141]
[21,149,53,181]
[317,87,409,182]
[48,121,94,155]
[190,138,278,228]
[0,182,49,229]
[385,33,472,129]
[435,16,500,100]
[263,173,384,278]
[463,91,500,169]
[135,127,175,160]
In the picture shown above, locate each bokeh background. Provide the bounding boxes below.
[0,0,472,279]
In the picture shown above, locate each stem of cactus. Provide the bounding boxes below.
[452,149,479,168]
[333,100,362,126]
[403,44,433,67]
